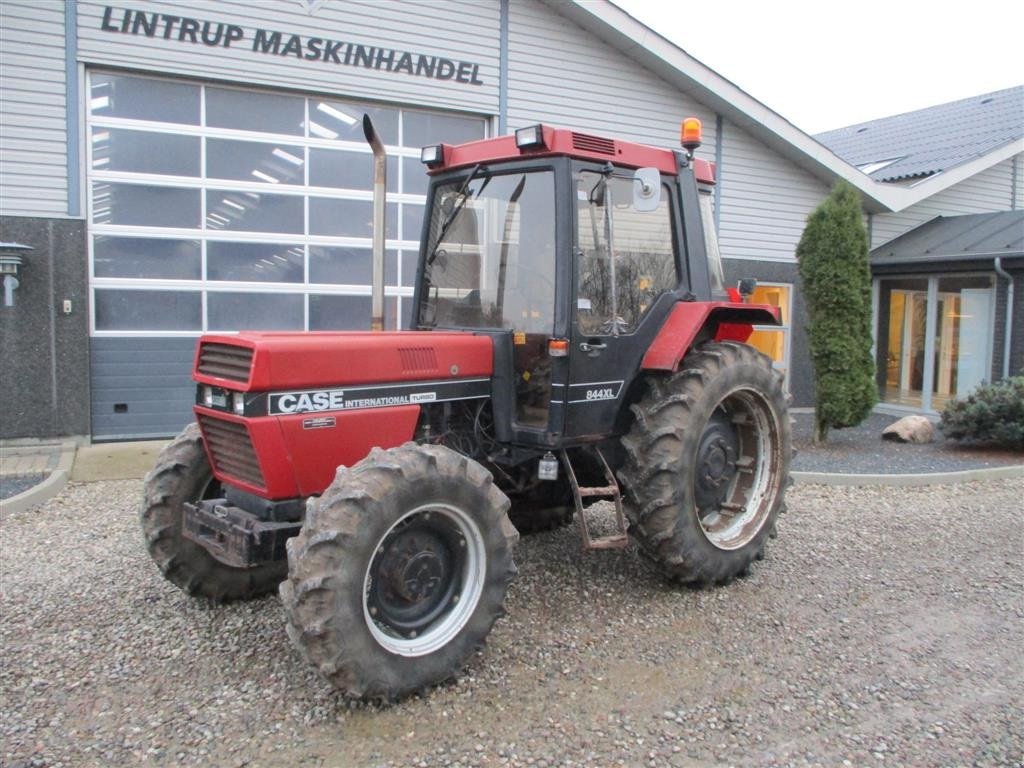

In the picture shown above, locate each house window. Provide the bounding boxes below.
[87,71,486,335]
[875,275,994,411]
[745,283,791,384]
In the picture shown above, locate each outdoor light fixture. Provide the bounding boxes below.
[515,124,546,150]
[420,144,445,167]
[0,241,31,308]
[680,117,702,157]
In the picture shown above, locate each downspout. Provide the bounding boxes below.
[499,0,509,135]
[994,257,1013,380]
[65,0,80,216]
[713,113,723,233]
[363,115,387,331]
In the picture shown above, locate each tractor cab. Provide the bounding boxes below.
[414,124,725,448]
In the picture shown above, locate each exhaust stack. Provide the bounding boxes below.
[363,114,387,332]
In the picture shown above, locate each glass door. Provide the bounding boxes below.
[876,275,994,411]
[951,285,993,397]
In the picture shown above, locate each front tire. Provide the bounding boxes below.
[280,443,517,701]
[619,342,791,584]
[140,423,286,601]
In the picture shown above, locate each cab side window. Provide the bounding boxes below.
[576,172,677,335]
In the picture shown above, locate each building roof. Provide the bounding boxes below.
[559,1,1023,213]
[816,87,1024,183]
[871,210,1024,267]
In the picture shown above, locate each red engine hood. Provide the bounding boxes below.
[193,331,493,391]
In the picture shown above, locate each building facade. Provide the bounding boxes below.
[1,0,1020,440]
[818,89,1024,413]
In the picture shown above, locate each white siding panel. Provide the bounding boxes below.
[871,208,937,249]
[4,78,67,97]
[718,122,829,262]
[0,1,68,217]
[3,108,69,126]
[1016,154,1024,210]
[934,157,1014,211]
[76,1,499,116]
[871,155,1020,247]
[507,1,718,161]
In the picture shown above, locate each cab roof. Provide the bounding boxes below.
[428,126,715,184]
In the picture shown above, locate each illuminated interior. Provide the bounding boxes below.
[745,284,790,383]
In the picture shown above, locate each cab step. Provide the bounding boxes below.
[560,447,629,550]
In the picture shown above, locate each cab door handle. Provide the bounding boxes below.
[580,341,606,355]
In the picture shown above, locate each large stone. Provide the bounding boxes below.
[882,415,935,444]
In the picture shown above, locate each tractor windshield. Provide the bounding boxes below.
[419,169,556,332]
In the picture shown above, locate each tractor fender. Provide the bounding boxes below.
[641,301,781,372]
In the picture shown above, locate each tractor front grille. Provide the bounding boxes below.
[198,414,266,490]
[572,132,616,155]
[197,342,253,384]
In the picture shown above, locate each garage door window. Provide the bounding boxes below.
[87,71,485,334]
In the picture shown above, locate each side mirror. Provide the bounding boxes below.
[737,278,758,302]
[632,167,660,212]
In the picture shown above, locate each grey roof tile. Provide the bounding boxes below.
[816,86,1023,182]
[871,210,1024,265]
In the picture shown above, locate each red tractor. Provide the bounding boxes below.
[142,116,791,701]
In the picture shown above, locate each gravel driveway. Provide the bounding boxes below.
[2,477,1022,768]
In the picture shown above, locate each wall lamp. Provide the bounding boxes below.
[0,242,32,308]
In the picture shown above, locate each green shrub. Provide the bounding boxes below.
[940,377,1024,450]
[796,180,877,443]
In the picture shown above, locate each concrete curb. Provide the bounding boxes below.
[792,464,1024,487]
[0,441,77,517]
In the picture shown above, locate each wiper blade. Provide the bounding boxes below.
[428,164,489,265]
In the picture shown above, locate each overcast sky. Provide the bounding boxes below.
[609,0,1024,135]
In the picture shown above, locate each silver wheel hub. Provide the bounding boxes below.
[694,388,781,551]
[363,503,485,657]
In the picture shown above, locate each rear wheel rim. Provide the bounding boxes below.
[363,503,485,657]
[693,387,781,551]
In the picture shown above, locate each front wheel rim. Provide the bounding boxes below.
[693,388,781,551]
[363,502,486,657]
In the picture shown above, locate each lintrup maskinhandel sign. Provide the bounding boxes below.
[99,6,486,86]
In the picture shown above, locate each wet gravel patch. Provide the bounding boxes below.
[792,412,1023,474]
[2,478,1022,767]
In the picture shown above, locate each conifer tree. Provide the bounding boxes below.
[796,180,877,443]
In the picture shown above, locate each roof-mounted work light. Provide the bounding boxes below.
[515,124,546,150]
[420,144,445,168]
[680,117,702,158]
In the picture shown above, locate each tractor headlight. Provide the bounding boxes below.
[420,144,445,168]
[202,386,214,407]
[232,391,246,416]
[515,124,546,150]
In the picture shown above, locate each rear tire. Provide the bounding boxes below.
[140,423,286,601]
[619,342,791,584]
[281,443,517,701]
